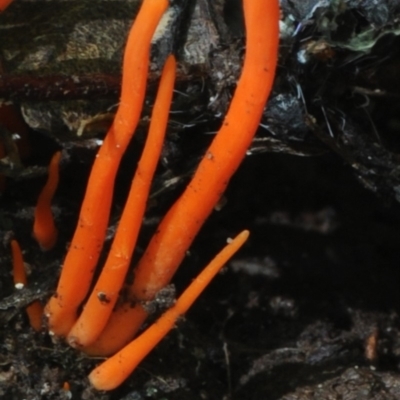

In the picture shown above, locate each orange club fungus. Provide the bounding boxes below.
[4,0,280,390]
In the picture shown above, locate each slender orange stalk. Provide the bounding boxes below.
[133,0,279,299]
[67,55,177,348]
[86,0,279,355]
[33,151,61,251]
[11,240,43,331]
[45,0,169,337]
[89,230,249,391]
[0,0,13,12]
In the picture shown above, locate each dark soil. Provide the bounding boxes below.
[1,1,400,399]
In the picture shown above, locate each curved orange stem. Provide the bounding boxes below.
[45,0,169,337]
[67,55,177,348]
[87,0,279,355]
[89,230,249,391]
[133,0,279,299]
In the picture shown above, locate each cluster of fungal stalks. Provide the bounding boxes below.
[2,0,279,391]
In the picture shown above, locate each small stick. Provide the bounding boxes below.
[45,0,169,337]
[33,151,61,251]
[11,240,43,331]
[67,55,177,348]
[89,230,250,391]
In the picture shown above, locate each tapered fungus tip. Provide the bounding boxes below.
[229,230,249,243]
[33,151,61,251]
[34,227,58,252]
